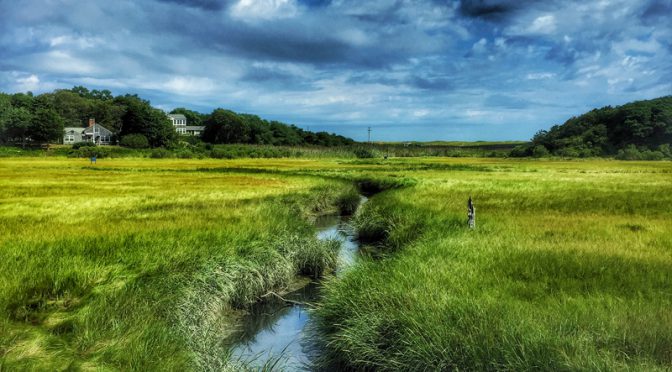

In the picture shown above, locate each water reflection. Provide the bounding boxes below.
[229,205,363,370]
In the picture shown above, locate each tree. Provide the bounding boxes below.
[0,93,11,141]
[3,107,33,146]
[203,109,250,144]
[29,108,64,143]
[116,95,175,147]
[120,134,149,148]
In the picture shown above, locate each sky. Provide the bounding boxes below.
[1,0,671,141]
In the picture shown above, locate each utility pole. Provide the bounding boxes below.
[367,127,371,143]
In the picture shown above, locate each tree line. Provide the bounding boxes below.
[512,96,672,159]
[0,86,354,148]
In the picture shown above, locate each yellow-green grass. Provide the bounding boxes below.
[0,157,356,370]
[317,158,672,370]
[1,156,671,370]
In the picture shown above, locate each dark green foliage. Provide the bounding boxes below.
[0,86,271,149]
[353,147,377,158]
[71,141,93,150]
[1,107,33,145]
[116,95,176,147]
[150,148,173,158]
[29,108,64,142]
[120,134,149,149]
[69,145,110,158]
[202,109,249,144]
[530,96,672,158]
[202,109,355,147]
[615,144,666,160]
[0,87,171,147]
[531,144,549,158]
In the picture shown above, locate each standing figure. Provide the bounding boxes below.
[467,197,475,229]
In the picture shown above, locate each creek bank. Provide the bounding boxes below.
[228,198,365,370]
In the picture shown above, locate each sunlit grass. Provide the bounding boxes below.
[1,156,671,370]
[317,157,672,370]
[0,157,355,370]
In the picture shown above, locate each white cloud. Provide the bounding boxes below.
[528,15,556,34]
[161,76,217,96]
[526,72,555,80]
[49,35,101,49]
[230,0,299,21]
[16,74,40,91]
[471,38,487,54]
[506,14,556,36]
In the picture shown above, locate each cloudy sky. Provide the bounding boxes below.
[1,0,670,141]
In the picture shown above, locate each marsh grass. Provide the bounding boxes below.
[316,158,672,371]
[1,157,671,370]
[0,158,355,370]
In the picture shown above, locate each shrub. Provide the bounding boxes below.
[175,149,195,159]
[556,147,581,158]
[615,145,642,160]
[73,146,110,158]
[657,144,671,158]
[120,134,149,149]
[509,144,532,157]
[531,145,550,158]
[150,148,173,158]
[353,147,377,159]
[72,142,93,150]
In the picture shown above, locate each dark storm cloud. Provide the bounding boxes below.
[410,76,453,91]
[0,0,670,141]
[240,65,317,90]
[458,0,542,21]
[640,0,672,21]
[155,0,229,10]
[297,0,332,8]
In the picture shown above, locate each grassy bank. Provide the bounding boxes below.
[317,159,672,370]
[2,157,671,370]
[0,158,355,370]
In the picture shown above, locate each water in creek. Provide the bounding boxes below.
[229,207,362,370]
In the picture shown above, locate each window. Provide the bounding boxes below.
[65,135,75,143]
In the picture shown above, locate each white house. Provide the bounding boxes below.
[63,119,113,145]
[167,113,204,136]
[168,114,187,134]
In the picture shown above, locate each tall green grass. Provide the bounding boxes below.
[316,159,672,370]
[2,157,671,370]
[0,158,356,370]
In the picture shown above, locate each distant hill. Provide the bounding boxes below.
[516,96,672,158]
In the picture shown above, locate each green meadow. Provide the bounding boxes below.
[1,156,671,370]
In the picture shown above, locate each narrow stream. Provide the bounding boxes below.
[229,198,365,370]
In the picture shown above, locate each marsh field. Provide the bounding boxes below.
[1,156,671,371]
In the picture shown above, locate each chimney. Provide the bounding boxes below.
[88,118,95,127]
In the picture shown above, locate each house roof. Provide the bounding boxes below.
[168,114,187,120]
[63,125,112,135]
[83,124,112,134]
[185,126,205,130]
